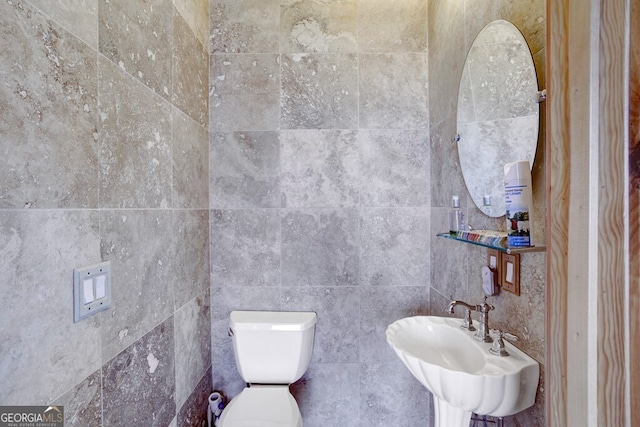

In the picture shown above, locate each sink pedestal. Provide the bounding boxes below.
[433,396,472,427]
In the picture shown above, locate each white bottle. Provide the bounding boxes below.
[504,160,534,247]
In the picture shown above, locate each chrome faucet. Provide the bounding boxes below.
[446,296,495,343]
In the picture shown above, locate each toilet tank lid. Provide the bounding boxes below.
[230,311,317,332]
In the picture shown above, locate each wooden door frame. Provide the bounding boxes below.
[546,0,631,425]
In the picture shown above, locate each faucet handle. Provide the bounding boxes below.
[482,296,495,311]
[488,329,518,357]
[490,329,518,341]
[460,309,476,332]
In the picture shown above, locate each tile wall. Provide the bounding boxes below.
[209,0,433,426]
[210,1,547,427]
[0,0,210,425]
[428,0,547,425]
[0,0,548,426]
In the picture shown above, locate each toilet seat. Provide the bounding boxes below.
[219,385,302,427]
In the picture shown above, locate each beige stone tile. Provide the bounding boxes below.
[280,130,359,207]
[54,370,102,427]
[359,130,430,207]
[281,0,357,53]
[210,0,280,53]
[98,0,172,99]
[174,290,211,410]
[29,0,99,49]
[173,0,209,49]
[281,53,358,129]
[102,317,175,426]
[172,109,208,209]
[210,54,280,131]
[358,0,427,53]
[210,131,281,209]
[173,11,208,128]
[0,1,98,209]
[359,53,429,129]
[99,209,174,361]
[98,58,172,209]
[0,210,101,404]
[172,209,210,310]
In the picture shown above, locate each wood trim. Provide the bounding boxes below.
[545,0,570,424]
[547,0,629,425]
[628,0,640,422]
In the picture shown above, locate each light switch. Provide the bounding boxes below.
[95,275,106,299]
[489,255,498,269]
[83,278,95,304]
[73,261,111,322]
[506,261,514,283]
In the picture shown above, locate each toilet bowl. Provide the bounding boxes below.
[218,311,316,427]
[218,386,301,427]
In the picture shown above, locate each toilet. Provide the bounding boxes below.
[219,310,317,427]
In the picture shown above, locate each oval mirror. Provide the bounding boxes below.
[456,19,539,217]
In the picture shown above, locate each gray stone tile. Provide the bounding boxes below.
[54,370,102,427]
[100,210,174,361]
[210,0,280,53]
[358,0,427,53]
[173,11,208,128]
[210,54,280,131]
[359,362,431,427]
[102,317,175,427]
[359,53,429,129]
[210,287,282,397]
[429,208,469,300]
[489,252,546,364]
[28,0,99,49]
[281,208,359,287]
[172,210,210,309]
[281,0,357,53]
[98,0,172,99]
[210,132,280,209]
[360,209,430,287]
[177,367,213,427]
[0,210,101,404]
[360,287,429,365]
[429,287,454,317]
[210,209,280,288]
[0,1,98,209]
[98,58,172,209]
[429,119,468,208]
[290,363,360,427]
[282,287,360,363]
[175,290,211,410]
[359,130,429,207]
[173,0,209,49]
[281,53,358,129]
[427,0,465,128]
[172,109,209,209]
[281,130,359,208]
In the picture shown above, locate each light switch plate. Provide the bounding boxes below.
[73,261,111,322]
[501,253,520,295]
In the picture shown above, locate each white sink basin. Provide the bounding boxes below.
[386,316,539,426]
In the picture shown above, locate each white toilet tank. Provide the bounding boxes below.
[229,311,316,384]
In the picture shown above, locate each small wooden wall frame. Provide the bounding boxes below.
[501,253,520,295]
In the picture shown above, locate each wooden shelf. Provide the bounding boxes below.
[436,232,546,254]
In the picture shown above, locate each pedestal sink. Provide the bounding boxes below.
[386,316,539,427]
